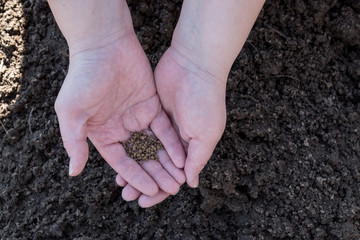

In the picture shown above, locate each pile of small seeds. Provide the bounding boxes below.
[122,129,163,163]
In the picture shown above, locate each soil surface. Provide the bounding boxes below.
[1,0,360,239]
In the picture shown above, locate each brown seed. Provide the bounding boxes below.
[122,129,164,163]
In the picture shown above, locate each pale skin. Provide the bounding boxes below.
[48,0,265,207]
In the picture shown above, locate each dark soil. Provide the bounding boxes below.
[1,0,359,239]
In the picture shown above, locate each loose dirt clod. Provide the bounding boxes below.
[122,129,163,163]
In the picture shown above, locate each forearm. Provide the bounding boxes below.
[172,0,265,80]
[48,0,134,54]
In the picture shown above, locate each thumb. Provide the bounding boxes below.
[55,102,89,176]
[65,138,89,176]
[184,138,216,188]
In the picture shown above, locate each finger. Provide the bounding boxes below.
[141,160,180,195]
[122,184,141,201]
[184,138,216,188]
[168,114,189,154]
[138,190,170,208]
[55,101,88,176]
[67,140,89,176]
[181,139,189,155]
[92,142,159,196]
[115,174,127,187]
[158,150,186,185]
[150,110,185,168]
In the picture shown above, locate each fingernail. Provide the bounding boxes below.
[69,160,74,176]
[189,177,199,188]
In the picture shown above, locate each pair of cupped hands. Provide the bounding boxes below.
[55,30,226,207]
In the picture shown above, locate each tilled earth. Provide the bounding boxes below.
[0,0,359,239]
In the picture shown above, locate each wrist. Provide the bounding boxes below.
[68,27,135,58]
[67,32,142,73]
[169,36,230,84]
[49,0,135,55]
